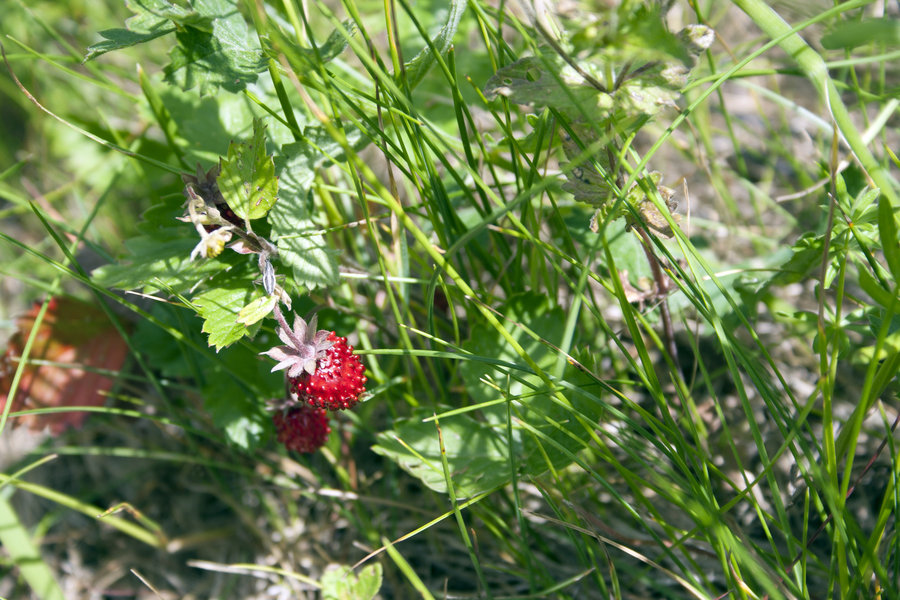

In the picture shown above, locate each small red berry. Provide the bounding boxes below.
[290,332,367,411]
[273,405,331,453]
[261,312,367,411]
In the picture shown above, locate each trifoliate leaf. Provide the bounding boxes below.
[217,118,278,222]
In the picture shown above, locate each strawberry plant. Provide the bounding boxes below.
[2,0,899,598]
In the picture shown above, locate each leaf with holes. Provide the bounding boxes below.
[217,118,278,222]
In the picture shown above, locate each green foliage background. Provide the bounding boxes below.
[1,0,899,598]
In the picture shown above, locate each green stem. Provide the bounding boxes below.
[0,473,164,548]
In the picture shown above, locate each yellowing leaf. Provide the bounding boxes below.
[236,294,277,326]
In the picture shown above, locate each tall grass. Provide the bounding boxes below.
[1,0,898,598]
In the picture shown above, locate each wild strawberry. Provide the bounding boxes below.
[272,405,331,453]
[261,312,367,411]
[291,332,366,410]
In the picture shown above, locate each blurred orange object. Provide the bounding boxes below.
[0,297,129,433]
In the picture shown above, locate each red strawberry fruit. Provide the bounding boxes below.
[291,332,366,410]
[262,312,367,411]
[273,405,331,453]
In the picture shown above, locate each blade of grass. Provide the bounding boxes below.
[0,493,65,600]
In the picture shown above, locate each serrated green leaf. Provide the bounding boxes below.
[156,85,261,164]
[353,564,382,599]
[268,141,342,289]
[201,331,281,447]
[372,410,512,497]
[92,235,231,294]
[770,233,825,286]
[298,125,366,169]
[193,283,261,350]
[162,0,266,94]
[321,564,382,600]
[85,27,174,62]
[217,118,278,221]
[459,294,603,475]
[91,196,237,293]
[131,304,206,379]
[559,121,616,208]
[126,0,210,31]
[84,0,209,62]
[618,6,692,66]
[484,56,613,114]
[267,204,340,290]
[203,375,268,449]
[263,20,357,75]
